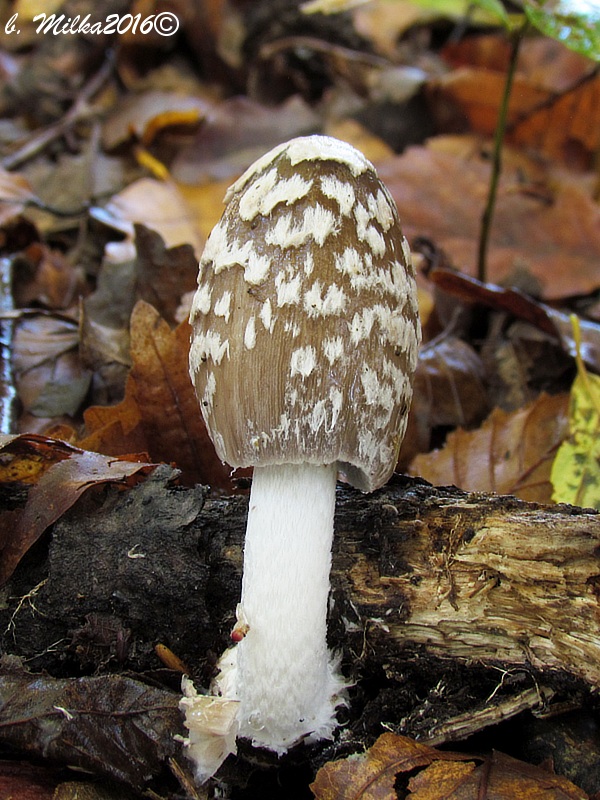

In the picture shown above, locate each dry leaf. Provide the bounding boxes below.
[437,35,600,166]
[443,33,593,93]
[378,138,600,298]
[410,392,569,502]
[430,68,600,167]
[171,95,321,184]
[0,434,157,585]
[102,90,210,149]
[0,166,36,226]
[414,335,489,428]
[13,243,87,310]
[428,266,600,373]
[0,666,182,790]
[312,734,588,800]
[311,734,476,800]
[90,178,204,257]
[399,336,489,466]
[408,759,477,797]
[133,224,199,325]
[408,750,587,799]
[13,314,91,419]
[80,301,233,490]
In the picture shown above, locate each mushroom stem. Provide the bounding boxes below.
[235,462,345,751]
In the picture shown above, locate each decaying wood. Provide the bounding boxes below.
[2,466,599,750]
[331,477,600,687]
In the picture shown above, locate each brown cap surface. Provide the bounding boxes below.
[189,135,420,492]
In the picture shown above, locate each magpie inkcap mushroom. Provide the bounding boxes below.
[182,134,421,782]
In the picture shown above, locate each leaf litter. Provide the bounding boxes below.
[311,733,589,799]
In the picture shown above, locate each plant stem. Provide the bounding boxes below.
[477,24,526,283]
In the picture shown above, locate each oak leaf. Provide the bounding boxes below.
[79,301,233,490]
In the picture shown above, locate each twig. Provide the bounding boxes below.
[1,54,114,171]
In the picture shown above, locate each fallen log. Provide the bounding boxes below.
[2,466,599,758]
[333,474,600,688]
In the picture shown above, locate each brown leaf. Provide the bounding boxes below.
[410,392,569,502]
[416,335,489,428]
[427,266,600,373]
[80,301,233,490]
[408,759,477,797]
[399,336,490,467]
[310,734,475,800]
[171,95,321,184]
[0,665,182,791]
[13,243,87,310]
[510,78,600,167]
[0,761,57,800]
[91,178,204,257]
[0,433,157,585]
[409,751,587,799]
[443,34,592,94]
[134,224,199,325]
[102,89,210,149]
[79,393,147,456]
[13,314,90,419]
[0,166,37,226]
[430,68,547,138]
[433,36,600,168]
[312,735,588,800]
[378,138,600,298]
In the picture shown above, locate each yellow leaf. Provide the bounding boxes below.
[134,146,170,181]
[16,0,63,20]
[551,315,600,509]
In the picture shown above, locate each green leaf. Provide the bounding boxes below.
[472,0,511,25]
[551,316,600,509]
[524,0,600,61]
[399,0,510,25]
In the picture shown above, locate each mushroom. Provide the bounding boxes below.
[181,135,421,781]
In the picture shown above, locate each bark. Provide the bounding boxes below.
[332,475,600,687]
[2,466,599,749]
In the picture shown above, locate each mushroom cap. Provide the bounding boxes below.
[189,135,420,492]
